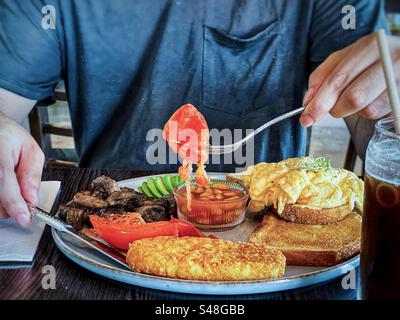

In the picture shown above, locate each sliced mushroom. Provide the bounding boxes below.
[90,175,120,199]
[64,207,91,230]
[106,187,145,208]
[73,191,108,209]
[135,205,168,222]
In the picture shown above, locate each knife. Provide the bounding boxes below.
[29,206,131,270]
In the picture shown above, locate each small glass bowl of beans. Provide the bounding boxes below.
[173,180,249,230]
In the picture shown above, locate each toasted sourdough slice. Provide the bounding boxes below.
[127,236,286,280]
[249,212,361,266]
[278,204,353,224]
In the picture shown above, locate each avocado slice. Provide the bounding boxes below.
[155,176,170,196]
[162,175,174,194]
[141,182,155,198]
[171,175,181,187]
[177,176,185,184]
[138,186,143,193]
[146,178,162,198]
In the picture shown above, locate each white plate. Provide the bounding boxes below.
[52,173,360,295]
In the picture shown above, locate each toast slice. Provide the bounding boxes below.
[279,204,352,224]
[249,212,361,266]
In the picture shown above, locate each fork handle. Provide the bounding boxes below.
[240,106,305,145]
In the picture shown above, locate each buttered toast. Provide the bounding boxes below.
[249,212,361,266]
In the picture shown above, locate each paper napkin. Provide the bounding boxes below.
[0,181,61,268]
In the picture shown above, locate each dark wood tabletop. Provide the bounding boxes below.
[0,166,359,300]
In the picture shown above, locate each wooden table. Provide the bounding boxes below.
[0,167,359,300]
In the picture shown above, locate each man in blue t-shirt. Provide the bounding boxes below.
[0,0,398,226]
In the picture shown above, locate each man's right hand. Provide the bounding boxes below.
[0,113,44,227]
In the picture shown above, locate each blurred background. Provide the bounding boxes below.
[26,0,400,174]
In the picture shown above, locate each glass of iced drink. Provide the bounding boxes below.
[361,117,400,300]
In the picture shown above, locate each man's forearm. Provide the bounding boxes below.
[0,88,37,123]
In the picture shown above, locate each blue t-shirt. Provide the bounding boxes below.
[0,0,386,171]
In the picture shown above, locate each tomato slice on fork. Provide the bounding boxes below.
[163,103,209,164]
[163,103,211,210]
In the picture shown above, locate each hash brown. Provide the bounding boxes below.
[127,236,286,281]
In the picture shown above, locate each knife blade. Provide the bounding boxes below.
[29,206,131,270]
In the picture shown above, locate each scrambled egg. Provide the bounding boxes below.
[241,157,364,214]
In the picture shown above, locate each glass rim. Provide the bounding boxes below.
[375,117,400,140]
[173,179,249,203]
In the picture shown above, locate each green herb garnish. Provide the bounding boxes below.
[302,156,332,172]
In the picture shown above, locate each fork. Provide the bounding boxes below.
[29,206,130,270]
[209,106,305,155]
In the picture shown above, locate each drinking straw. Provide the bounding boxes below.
[376,29,400,134]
